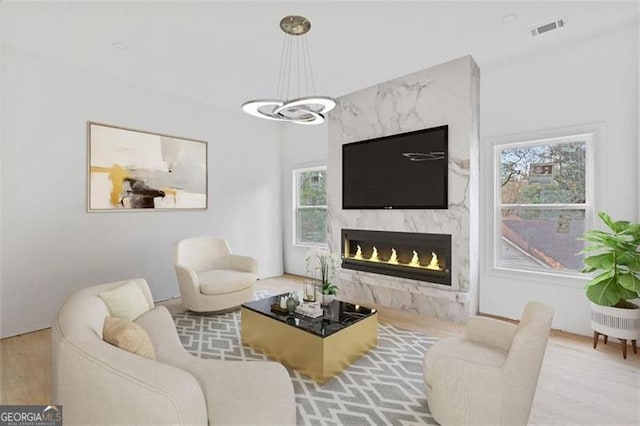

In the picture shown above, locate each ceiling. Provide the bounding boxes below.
[2,1,637,113]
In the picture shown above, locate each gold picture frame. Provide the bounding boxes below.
[87,121,208,211]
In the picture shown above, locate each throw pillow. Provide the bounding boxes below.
[99,281,151,321]
[103,316,156,360]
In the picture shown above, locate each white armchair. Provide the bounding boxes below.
[52,278,295,425]
[174,236,257,312]
[423,302,554,425]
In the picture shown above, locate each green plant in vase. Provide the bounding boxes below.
[581,212,640,307]
[306,248,340,303]
[322,283,338,296]
[580,211,640,358]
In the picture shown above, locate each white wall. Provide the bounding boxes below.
[1,48,283,338]
[281,125,328,277]
[0,4,5,340]
[480,23,639,335]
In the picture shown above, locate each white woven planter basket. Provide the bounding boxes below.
[591,302,640,339]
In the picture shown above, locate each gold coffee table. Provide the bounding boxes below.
[241,295,378,384]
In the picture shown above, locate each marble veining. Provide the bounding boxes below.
[327,56,480,322]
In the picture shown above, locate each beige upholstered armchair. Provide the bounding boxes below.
[423,302,554,426]
[52,278,295,425]
[174,236,257,312]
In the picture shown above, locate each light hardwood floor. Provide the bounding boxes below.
[1,274,638,425]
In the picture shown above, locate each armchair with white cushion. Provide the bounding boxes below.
[174,236,257,312]
[52,278,295,425]
[423,302,554,426]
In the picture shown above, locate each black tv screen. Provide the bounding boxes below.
[342,125,448,209]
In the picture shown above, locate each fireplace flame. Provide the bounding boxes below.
[409,250,420,267]
[388,248,399,264]
[426,252,440,270]
[370,247,379,262]
[347,245,444,271]
[354,245,363,260]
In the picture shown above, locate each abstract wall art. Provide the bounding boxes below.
[88,122,207,211]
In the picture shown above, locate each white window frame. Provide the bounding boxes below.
[292,165,328,248]
[484,124,601,285]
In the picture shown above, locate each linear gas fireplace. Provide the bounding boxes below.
[341,229,451,285]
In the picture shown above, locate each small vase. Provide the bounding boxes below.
[286,297,298,314]
[303,280,317,302]
[322,294,335,305]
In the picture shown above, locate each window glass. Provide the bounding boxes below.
[298,170,326,206]
[499,208,586,271]
[500,142,586,204]
[296,208,327,245]
[294,167,327,246]
[496,139,589,274]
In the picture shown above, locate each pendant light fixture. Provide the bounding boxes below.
[241,15,336,125]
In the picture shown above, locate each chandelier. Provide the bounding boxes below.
[241,15,336,125]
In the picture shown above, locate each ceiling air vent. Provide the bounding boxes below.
[530,18,566,37]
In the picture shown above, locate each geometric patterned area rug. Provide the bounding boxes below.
[172,293,439,425]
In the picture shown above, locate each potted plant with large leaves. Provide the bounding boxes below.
[582,212,640,358]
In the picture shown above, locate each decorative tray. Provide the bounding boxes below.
[270,303,289,315]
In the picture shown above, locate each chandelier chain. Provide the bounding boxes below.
[301,34,310,97]
[296,36,301,99]
[286,34,293,101]
[303,35,317,97]
[276,33,287,100]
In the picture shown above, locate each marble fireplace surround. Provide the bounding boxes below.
[327,56,480,322]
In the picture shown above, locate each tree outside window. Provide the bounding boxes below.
[294,166,327,246]
[497,137,590,273]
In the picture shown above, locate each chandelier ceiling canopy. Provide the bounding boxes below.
[241,15,336,125]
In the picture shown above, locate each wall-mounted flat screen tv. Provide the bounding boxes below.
[342,125,448,209]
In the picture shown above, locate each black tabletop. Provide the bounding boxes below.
[242,293,377,338]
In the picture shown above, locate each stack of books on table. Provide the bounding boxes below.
[295,302,323,318]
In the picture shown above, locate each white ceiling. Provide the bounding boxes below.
[2,1,638,113]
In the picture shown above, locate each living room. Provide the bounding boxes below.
[1,1,638,425]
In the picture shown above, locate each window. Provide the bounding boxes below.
[495,134,591,274]
[293,166,327,246]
